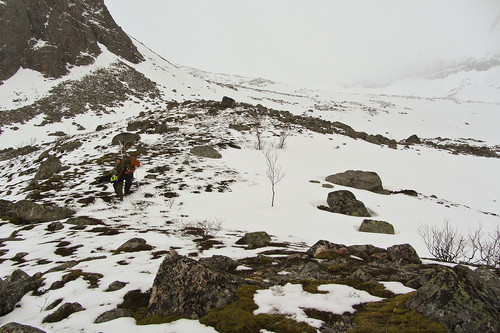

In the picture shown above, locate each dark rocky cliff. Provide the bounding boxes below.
[0,0,144,82]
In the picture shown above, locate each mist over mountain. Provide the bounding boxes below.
[0,1,499,333]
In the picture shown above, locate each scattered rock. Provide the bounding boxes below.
[0,270,43,316]
[114,238,153,253]
[325,170,384,193]
[387,244,421,264]
[42,302,85,323]
[9,200,75,223]
[94,308,132,323]
[406,265,500,333]
[392,189,419,197]
[324,190,371,217]
[190,146,222,159]
[0,322,47,333]
[111,132,141,146]
[143,250,241,319]
[235,231,272,249]
[359,219,395,234]
[34,155,63,180]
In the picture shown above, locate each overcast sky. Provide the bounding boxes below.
[104,0,500,89]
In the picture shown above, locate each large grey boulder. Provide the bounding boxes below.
[359,219,395,234]
[387,244,421,264]
[9,200,75,223]
[0,270,43,316]
[406,265,500,333]
[35,155,63,180]
[325,190,371,217]
[143,250,241,319]
[325,170,384,193]
[190,146,222,159]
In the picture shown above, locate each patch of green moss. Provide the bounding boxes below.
[348,293,446,333]
[200,285,317,333]
[118,289,151,322]
[334,279,395,298]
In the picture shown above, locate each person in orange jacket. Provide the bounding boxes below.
[124,154,141,195]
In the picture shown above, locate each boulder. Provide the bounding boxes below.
[190,146,222,159]
[0,322,47,333]
[325,190,371,217]
[359,219,395,234]
[65,216,103,227]
[406,265,500,333]
[235,231,272,249]
[42,302,85,323]
[114,238,153,253]
[143,251,241,319]
[387,244,421,264]
[9,200,75,223]
[0,199,14,216]
[46,222,64,232]
[35,155,63,180]
[105,281,127,292]
[325,170,384,193]
[0,270,43,316]
[347,244,387,261]
[111,132,141,146]
[220,96,236,109]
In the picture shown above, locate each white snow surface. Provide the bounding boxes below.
[0,35,499,332]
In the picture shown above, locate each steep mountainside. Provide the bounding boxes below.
[0,0,143,82]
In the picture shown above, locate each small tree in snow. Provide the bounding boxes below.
[264,149,284,207]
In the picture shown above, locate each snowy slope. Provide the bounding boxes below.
[0,33,499,332]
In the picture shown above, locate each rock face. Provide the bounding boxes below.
[190,146,222,159]
[325,190,371,217]
[144,251,241,319]
[359,219,395,234]
[34,155,63,180]
[0,0,144,82]
[325,170,384,193]
[9,200,75,223]
[406,265,500,333]
[0,270,43,316]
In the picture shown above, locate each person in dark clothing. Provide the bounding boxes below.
[111,158,126,199]
[124,154,140,195]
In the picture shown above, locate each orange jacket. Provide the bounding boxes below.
[128,157,140,172]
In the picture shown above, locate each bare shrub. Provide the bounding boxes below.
[276,125,291,149]
[252,113,266,150]
[467,224,500,268]
[264,149,284,207]
[417,219,467,263]
[179,217,224,238]
[419,220,500,268]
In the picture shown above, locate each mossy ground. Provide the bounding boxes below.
[348,293,447,333]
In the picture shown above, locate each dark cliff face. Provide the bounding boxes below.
[0,0,144,82]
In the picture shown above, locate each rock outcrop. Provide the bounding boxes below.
[143,251,241,319]
[0,0,144,82]
[406,265,500,333]
[0,322,47,333]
